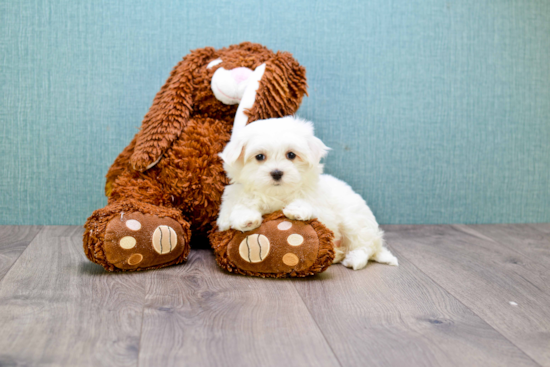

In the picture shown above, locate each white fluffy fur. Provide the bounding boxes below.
[217,116,398,270]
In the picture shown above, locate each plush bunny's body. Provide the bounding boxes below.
[84,43,334,276]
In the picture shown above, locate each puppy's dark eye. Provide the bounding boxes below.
[286,152,296,160]
[255,154,266,161]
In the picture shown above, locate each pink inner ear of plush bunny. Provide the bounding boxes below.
[211,63,267,138]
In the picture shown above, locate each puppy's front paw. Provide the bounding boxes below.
[230,209,263,232]
[232,218,262,232]
[217,218,231,232]
[283,200,315,221]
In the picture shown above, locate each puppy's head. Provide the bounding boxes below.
[220,116,329,193]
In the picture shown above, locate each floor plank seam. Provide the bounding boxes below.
[452,225,550,297]
[135,293,147,367]
[292,281,344,367]
[463,224,550,272]
[388,244,544,367]
[458,225,550,269]
[0,226,43,285]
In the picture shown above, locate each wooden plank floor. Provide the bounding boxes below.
[0,224,548,367]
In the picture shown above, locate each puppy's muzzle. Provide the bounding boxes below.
[270,170,284,181]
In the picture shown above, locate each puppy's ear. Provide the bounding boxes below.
[307,135,330,164]
[219,136,246,166]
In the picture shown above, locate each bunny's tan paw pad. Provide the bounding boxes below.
[103,212,188,270]
[210,211,335,278]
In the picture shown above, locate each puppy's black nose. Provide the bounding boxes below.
[270,170,284,181]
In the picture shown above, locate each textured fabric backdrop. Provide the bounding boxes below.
[1,0,549,225]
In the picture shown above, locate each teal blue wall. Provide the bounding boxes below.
[1,0,549,225]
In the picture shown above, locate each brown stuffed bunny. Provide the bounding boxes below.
[83,42,334,276]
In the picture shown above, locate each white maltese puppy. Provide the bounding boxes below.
[217,116,398,270]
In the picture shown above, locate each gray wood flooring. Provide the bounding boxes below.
[0,224,548,367]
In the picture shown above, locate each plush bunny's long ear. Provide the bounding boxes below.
[243,51,308,125]
[129,48,215,172]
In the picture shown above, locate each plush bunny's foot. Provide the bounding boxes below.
[210,211,335,278]
[103,212,188,270]
[84,200,191,271]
